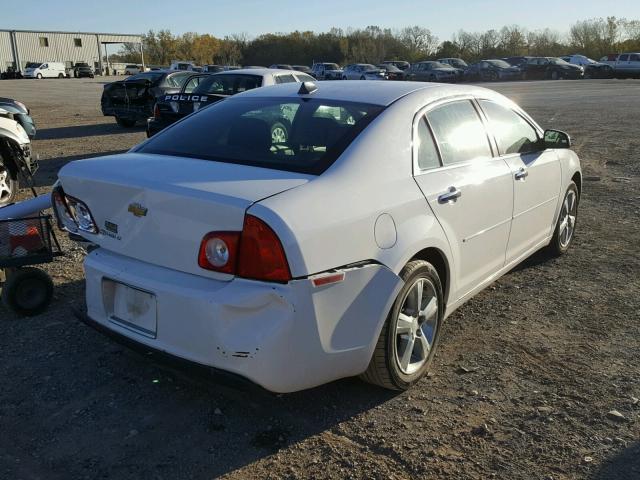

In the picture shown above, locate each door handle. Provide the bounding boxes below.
[438,187,462,204]
[515,168,529,180]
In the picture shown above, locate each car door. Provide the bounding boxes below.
[616,54,629,74]
[413,99,514,300]
[478,99,561,262]
[629,54,640,75]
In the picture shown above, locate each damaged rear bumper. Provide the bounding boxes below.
[83,249,402,393]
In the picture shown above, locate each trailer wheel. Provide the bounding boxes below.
[2,267,54,316]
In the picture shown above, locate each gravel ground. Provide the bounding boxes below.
[0,77,638,480]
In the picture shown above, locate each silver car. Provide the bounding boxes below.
[342,64,387,80]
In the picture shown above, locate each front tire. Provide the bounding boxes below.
[547,181,579,256]
[0,159,18,207]
[360,260,443,390]
[36,73,42,79]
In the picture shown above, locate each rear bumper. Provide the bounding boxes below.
[83,249,401,393]
[146,117,174,137]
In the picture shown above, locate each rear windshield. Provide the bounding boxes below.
[138,97,383,175]
[125,72,163,82]
[194,74,263,95]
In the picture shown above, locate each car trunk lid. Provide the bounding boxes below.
[58,152,311,280]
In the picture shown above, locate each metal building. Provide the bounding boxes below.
[0,29,143,75]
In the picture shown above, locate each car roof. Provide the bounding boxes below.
[234,80,501,107]
[214,68,300,77]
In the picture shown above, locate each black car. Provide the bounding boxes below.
[376,64,404,80]
[560,55,613,79]
[0,97,36,138]
[101,70,195,127]
[269,64,294,70]
[503,56,532,68]
[146,72,263,137]
[464,59,522,82]
[522,57,584,80]
[72,62,94,78]
[0,66,23,80]
[292,65,312,74]
[382,60,411,71]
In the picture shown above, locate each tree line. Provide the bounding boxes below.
[112,17,640,67]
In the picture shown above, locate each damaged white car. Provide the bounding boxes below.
[0,107,35,207]
[53,81,582,393]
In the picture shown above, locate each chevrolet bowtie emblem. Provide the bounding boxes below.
[128,203,148,217]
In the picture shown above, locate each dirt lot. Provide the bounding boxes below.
[0,77,638,480]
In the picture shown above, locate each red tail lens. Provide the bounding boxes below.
[153,103,160,118]
[238,215,291,283]
[198,232,240,274]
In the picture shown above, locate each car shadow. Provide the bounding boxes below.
[0,278,401,479]
[591,442,640,480]
[36,123,145,140]
[28,150,127,188]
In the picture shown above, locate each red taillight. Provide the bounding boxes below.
[153,103,160,118]
[238,215,291,282]
[197,215,291,283]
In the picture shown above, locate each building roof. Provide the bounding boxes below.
[0,29,142,43]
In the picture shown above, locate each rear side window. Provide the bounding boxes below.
[165,72,193,87]
[619,54,629,61]
[426,100,492,165]
[480,100,540,155]
[183,76,205,93]
[275,74,296,84]
[630,54,640,61]
[138,98,383,175]
[415,118,440,170]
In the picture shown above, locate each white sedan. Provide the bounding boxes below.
[53,81,581,393]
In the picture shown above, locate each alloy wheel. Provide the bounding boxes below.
[558,189,577,248]
[395,278,438,375]
[271,125,287,144]
[0,165,13,202]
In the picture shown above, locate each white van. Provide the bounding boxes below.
[23,62,67,79]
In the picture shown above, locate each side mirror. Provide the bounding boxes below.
[544,129,571,149]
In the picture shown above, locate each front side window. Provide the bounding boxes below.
[426,100,492,165]
[138,98,383,175]
[619,54,629,61]
[415,118,440,171]
[480,100,540,155]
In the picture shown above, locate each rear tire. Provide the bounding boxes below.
[360,260,443,390]
[1,267,54,316]
[547,181,579,256]
[116,117,136,128]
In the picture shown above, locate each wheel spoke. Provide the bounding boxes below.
[420,297,438,320]
[414,280,424,312]
[400,336,415,371]
[418,332,431,357]
[564,196,569,213]
[397,313,414,335]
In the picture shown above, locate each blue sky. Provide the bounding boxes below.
[2,0,637,40]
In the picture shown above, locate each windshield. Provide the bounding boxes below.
[550,58,570,65]
[361,64,377,70]
[193,74,262,95]
[138,97,383,175]
[488,60,511,68]
[323,63,340,70]
[452,59,468,68]
[26,62,42,68]
[429,62,449,69]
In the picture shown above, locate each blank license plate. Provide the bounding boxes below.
[102,279,157,338]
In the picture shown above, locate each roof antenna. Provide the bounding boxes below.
[298,81,318,95]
